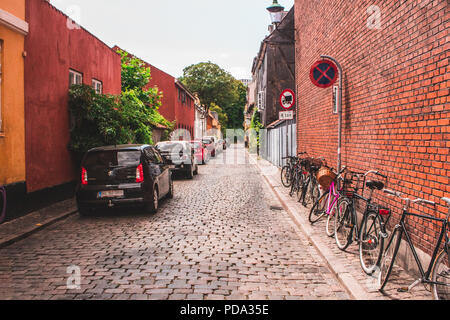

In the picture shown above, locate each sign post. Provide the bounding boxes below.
[279,89,295,163]
[310,57,343,173]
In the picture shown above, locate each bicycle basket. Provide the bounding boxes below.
[316,166,337,189]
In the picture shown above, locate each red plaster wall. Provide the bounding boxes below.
[294,0,449,255]
[25,0,122,192]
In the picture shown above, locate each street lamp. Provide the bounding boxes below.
[267,0,285,26]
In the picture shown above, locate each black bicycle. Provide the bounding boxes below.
[378,190,449,300]
[298,157,323,208]
[281,154,302,188]
[334,170,390,275]
[0,185,6,224]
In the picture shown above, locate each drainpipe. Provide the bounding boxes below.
[320,55,343,173]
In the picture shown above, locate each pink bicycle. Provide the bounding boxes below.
[309,167,365,238]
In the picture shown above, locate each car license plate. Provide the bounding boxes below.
[98,190,124,198]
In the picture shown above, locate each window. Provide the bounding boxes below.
[69,69,83,87]
[0,40,3,132]
[92,79,103,94]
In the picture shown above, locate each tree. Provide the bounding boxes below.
[179,62,246,130]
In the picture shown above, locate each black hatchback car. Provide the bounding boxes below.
[76,145,173,215]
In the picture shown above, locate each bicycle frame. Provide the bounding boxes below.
[391,208,449,286]
[326,181,340,216]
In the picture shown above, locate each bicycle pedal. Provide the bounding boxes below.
[398,287,408,293]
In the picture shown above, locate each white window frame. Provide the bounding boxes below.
[257,90,265,111]
[69,69,83,87]
[92,79,103,94]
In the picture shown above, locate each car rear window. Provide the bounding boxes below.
[157,143,186,152]
[83,150,141,168]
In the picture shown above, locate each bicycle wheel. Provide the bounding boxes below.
[296,171,305,202]
[359,211,385,275]
[326,197,338,237]
[432,249,449,300]
[309,191,329,224]
[299,176,310,205]
[0,186,6,224]
[281,165,292,188]
[378,228,401,291]
[334,197,354,251]
[303,178,318,208]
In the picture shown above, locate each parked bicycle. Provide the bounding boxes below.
[378,190,449,300]
[281,153,304,188]
[0,185,6,224]
[334,170,390,275]
[297,157,324,208]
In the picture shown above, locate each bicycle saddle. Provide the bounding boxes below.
[366,180,384,190]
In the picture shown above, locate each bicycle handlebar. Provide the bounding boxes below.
[365,170,387,178]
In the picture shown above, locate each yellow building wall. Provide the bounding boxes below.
[0,1,26,185]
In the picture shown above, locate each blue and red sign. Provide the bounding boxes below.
[310,60,338,89]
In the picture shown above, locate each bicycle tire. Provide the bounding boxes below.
[281,165,292,188]
[326,198,338,237]
[334,197,354,251]
[299,176,310,205]
[296,171,305,202]
[309,190,329,224]
[431,249,449,300]
[359,211,385,275]
[378,228,401,291]
[0,186,6,224]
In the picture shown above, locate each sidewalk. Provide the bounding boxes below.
[0,198,77,249]
[249,153,431,300]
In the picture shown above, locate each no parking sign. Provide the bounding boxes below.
[310,60,338,89]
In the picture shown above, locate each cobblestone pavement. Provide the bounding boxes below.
[0,145,349,300]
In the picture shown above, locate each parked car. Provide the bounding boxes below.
[156,141,198,179]
[217,139,227,150]
[190,140,209,165]
[76,144,173,215]
[202,137,216,157]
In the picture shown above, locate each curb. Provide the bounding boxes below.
[250,154,372,300]
[0,209,78,249]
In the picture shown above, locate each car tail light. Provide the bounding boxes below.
[379,208,390,216]
[81,167,88,185]
[136,164,144,183]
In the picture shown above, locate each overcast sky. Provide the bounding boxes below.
[50,0,295,80]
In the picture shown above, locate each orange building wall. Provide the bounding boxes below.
[0,0,27,186]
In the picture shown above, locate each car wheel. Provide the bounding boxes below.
[145,187,158,214]
[186,165,194,179]
[167,178,174,199]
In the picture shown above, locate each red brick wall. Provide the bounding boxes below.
[295,0,449,255]
[25,0,122,192]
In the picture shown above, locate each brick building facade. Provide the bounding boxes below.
[294,0,449,257]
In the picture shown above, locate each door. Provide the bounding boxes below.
[152,147,170,197]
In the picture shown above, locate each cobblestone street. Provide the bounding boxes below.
[0,145,349,300]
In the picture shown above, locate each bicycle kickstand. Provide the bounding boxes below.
[398,278,421,293]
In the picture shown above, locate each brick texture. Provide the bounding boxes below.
[294,0,449,256]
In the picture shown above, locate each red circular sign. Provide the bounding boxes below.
[279,89,295,110]
[310,60,338,88]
